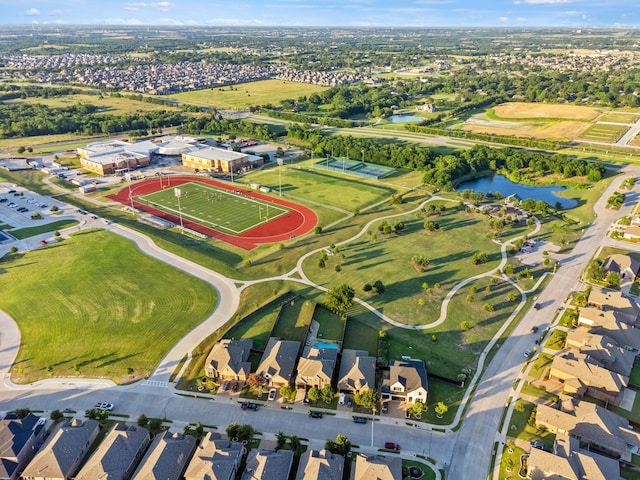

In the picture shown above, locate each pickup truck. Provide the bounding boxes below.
[241,402,259,411]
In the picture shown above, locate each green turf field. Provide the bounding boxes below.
[578,123,629,143]
[136,181,290,235]
[0,229,217,384]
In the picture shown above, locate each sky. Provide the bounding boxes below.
[0,0,636,27]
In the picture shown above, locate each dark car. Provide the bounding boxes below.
[309,411,323,419]
[531,326,538,333]
[381,404,388,414]
[232,383,239,392]
[241,402,259,411]
[347,398,353,407]
[534,303,541,310]
[530,441,552,453]
[353,416,367,424]
[384,442,400,450]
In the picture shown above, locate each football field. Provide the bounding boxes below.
[136,181,290,235]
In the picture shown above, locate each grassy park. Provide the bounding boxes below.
[0,229,217,384]
[578,123,630,143]
[164,79,326,110]
[8,219,78,239]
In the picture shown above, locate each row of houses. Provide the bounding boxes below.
[525,278,640,479]
[205,337,428,405]
[0,412,401,480]
[76,137,265,176]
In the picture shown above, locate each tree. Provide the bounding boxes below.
[50,409,64,422]
[14,408,31,419]
[280,384,295,401]
[290,435,302,453]
[246,373,265,393]
[236,424,255,442]
[326,434,352,456]
[226,422,239,439]
[606,271,621,287]
[325,284,355,314]
[435,401,449,417]
[148,418,163,432]
[137,414,149,427]
[307,386,321,403]
[321,384,335,403]
[373,279,385,294]
[354,388,379,412]
[276,432,287,450]
[411,401,425,416]
[587,258,606,281]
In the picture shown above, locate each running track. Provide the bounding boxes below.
[107,176,317,250]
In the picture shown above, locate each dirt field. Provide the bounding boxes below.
[462,120,590,140]
[493,102,600,121]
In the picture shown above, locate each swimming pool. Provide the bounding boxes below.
[313,342,338,349]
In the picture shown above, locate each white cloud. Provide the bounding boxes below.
[125,2,174,12]
[499,16,509,22]
[24,8,40,16]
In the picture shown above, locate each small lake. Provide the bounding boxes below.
[458,174,578,209]
[388,114,423,123]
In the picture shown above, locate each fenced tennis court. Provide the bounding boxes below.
[136,181,290,235]
[314,156,395,180]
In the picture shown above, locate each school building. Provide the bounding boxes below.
[181,146,263,173]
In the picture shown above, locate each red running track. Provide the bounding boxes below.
[107,175,318,250]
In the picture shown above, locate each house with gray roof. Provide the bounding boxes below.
[184,432,243,480]
[21,418,99,480]
[0,413,45,480]
[603,254,640,282]
[536,401,640,462]
[241,449,293,480]
[295,449,344,480]
[131,431,196,480]
[565,329,635,377]
[296,346,338,390]
[204,339,253,382]
[381,359,428,405]
[257,338,301,387]
[75,423,150,480]
[350,453,402,480]
[338,349,376,394]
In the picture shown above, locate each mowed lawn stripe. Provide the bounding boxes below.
[137,181,289,234]
[0,229,217,384]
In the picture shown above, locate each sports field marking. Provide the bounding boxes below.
[137,181,290,235]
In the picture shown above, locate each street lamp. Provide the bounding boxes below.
[277,157,283,196]
[174,187,184,232]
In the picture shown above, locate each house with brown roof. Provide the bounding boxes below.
[295,449,344,480]
[535,402,640,461]
[295,347,338,390]
[131,431,196,480]
[21,418,99,480]
[381,359,428,405]
[526,433,622,480]
[578,306,637,329]
[257,337,301,387]
[565,330,635,377]
[548,349,628,406]
[623,226,640,241]
[0,413,45,480]
[204,339,253,382]
[575,308,640,352]
[350,453,402,480]
[337,349,376,394]
[184,433,243,480]
[587,287,639,323]
[241,449,293,480]
[603,254,640,282]
[75,423,150,480]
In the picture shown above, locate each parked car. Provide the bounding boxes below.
[347,398,353,407]
[524,349,532,358]
[384,442,400,450]
[381,404,388,414]
[534,303,541,310]
[39,239,47,245]
[353,416,367,424]
[531,326,538,333]
[95,402,114,411]
[221,382,229,391]
[309,411,323,419]
[530,441,552,453]
[231,383,239,392]
[241,402,259,411]
[268,388,277,401]
[338,393,345,405]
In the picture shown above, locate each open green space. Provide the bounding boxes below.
[342,316,379,355]
[544,330,567,350]
[507,399,555,445]
[238,159,401,213]
[520,382,559,403]
[137,181,289,235]
[528,353,554,380]
[312,305,345,342]
[8,219,78,239]
[499,443,527,480]
[597,112,640,123]
[163,79,326,110]
[0,229,217,384]
[271,298,315,343]
[630,365,640,388]
[402,459,436,480]
[578,123,629,143]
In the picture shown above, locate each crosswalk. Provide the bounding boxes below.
[142,380,170,388]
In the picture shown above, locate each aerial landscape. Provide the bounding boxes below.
[1,3,640,480]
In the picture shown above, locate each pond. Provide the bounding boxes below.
[458,174,577,209]
[388,114,423,123]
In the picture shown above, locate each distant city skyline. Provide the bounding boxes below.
[0,0,636,28]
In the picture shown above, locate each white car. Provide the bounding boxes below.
[95,402,114,411]
[268,388,277,401]
[524,350,532,358]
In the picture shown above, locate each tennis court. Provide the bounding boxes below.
[314,157,395,180]
[136,181,290,235]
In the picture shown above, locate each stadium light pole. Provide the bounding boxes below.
[277,157,283,196]
[175,187,185,233]
[362,149,365,164]
[126,168,135,212]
